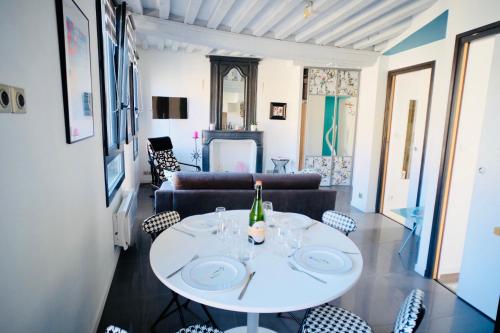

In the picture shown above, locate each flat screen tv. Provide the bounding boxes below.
[152,96,188,119]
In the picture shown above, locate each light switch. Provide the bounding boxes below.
[10,86,26,113]
[0,84,12,113]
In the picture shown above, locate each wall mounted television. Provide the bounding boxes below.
[152,96,188,119]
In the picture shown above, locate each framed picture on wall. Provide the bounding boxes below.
[270,102,287,120]
[55,0,94,144]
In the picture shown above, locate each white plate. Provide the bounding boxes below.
[278,213,311,229]
[293,245,353,274]
[182,215,219,232]
[181,256,247,291]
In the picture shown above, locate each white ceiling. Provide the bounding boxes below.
[123,0,437,66]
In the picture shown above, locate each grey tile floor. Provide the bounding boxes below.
[98,185,494,333]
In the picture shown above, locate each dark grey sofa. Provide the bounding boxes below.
[155,172,336,221]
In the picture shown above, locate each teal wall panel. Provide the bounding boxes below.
[384,10,448,56]
[322,96,335,156]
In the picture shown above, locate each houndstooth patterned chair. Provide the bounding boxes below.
[104,326,127,333]
[322,210,357,236]
[144,211,218,330]
[300,305,373,333]
[300,289,425,333]
[142,211,181,240]
[393,289,426,333]
[176,324,223,333]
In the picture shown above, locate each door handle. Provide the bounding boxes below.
[478,167,486,174]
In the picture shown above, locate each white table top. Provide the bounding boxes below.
[150,210,363,314]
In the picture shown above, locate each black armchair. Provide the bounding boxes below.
[147,136,200,189]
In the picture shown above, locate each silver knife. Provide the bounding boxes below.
[172,227,196,238]
[238,271,256,300]
[304,221,319,230]
[167,254,199,278]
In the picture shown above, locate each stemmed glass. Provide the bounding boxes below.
[263,201,275,227]
[215,207,227,241]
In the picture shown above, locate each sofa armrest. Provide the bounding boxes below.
[154,182,174,213]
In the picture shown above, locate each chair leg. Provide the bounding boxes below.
[201,304,218,328]
[172,293,187,327]
[277,312,302,325]
[151,297,176,330]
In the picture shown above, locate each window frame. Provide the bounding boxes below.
[96,0,125,206]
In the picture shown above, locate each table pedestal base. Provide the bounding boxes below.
[225,313,277,333]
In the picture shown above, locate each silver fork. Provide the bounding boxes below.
[288,262,327,284]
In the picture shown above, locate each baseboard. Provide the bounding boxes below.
[92,247,121,333]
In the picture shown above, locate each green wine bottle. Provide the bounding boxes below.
[248,180,265,245]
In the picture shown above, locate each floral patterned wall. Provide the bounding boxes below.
[304,68,360,186]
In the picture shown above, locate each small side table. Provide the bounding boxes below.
[271,158,289,174]
[391,207,424,255]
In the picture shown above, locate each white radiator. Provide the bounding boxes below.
[113,191,138,250]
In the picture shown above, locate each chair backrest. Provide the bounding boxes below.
[393,289,426,333]
[105,326,128,333]
[176,324,223,333]
[142,211,181,240]
[147,142,181,187]
[322,210,357,235]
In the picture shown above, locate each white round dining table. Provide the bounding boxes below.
[150,210,363,333]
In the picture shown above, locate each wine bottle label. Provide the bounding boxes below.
[248,221,265,244]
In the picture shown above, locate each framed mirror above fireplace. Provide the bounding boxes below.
[209,56,260,130]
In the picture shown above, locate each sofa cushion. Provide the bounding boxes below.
[252,173,321,190]
[172,172,254,190]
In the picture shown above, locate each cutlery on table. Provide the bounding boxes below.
[304,221,319,230]
[167,255,199,278]
[340,249,361,255]
[172,227,196,238]
[238,271,256,300]
[288,262,327,284]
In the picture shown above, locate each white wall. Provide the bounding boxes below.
[0,0,139,332]
[138,51,302,177]
[351,0,500,275]
[256,59,302,172]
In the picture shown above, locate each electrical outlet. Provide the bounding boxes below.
[0,84,12,113]
[10,86,26,113]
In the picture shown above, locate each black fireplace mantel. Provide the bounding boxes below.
[202,130,263,172]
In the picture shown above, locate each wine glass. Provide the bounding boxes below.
[215,207,226,241]
[263,201,275,228]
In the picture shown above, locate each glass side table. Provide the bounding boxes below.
[271,158,289,174]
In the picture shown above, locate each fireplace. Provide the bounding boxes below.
[202,130,263,173]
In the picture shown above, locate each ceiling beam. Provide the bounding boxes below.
[374,41,389,52]
[134,14,379,67]
[352,19,411,50]
[295,0,373,43]
[230,0,268,34]
[252,0,301,37]
[158,0,170,19]
[184,0,203,24]
[273,0,338,40]
[334,0,435,47]
[207,0,236,29]
[315,0,401,45]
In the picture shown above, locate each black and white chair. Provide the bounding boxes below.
[176,324,223,333]
[299,289,425,333]
[143,212,217,330]
[104,326,127,333]
[147,136,200,190]
[322,210,357,236]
